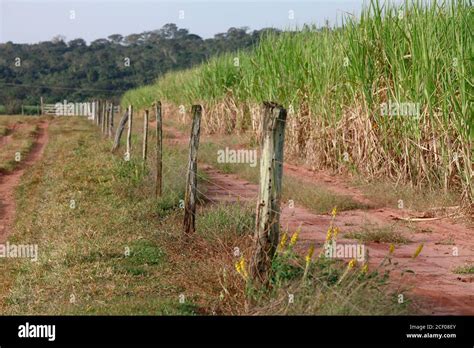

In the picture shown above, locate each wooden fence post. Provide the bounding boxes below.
[102,101,107,134]
[112,110,129,152]
[126,105,133,160]
[109,103,114,138]
[91,100,95,122]
[94,100,99,123]
[97,100,101,127]
[155,101,163,197]
[97,100,100,125]
[183,105,202,235]
[97,100,100,126]
[250,102,287,283]
[142,109,149,162]
[105,102,109,135]
[40,97,44,115]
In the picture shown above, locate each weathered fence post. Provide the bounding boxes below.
[142,109,149,163]
[109,103,114,138]
[40,97,44,115]
[102,101,107,134]
[105,102,109,135]
[97,99,102,127]
[126,105,133,160]
[183,105,202,235]
[155,101,163,197]
[96,100,101,127]
[250,102,287,284]
[91,100,95,122]
[97,100,100,125]
[93,100,99,124]
[112,110,129,152]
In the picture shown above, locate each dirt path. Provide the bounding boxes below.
[163,123,474,315]
[283,162,474,314]
[202,165,474,315]
[0,121,50,243]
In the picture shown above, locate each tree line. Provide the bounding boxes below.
[0,24,279,113]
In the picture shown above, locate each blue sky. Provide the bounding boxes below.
[0,0,386,44]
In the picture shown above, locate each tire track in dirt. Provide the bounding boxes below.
[0,120,50,243]
[163,123,474,315]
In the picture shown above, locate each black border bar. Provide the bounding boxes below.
[0,316,472,346]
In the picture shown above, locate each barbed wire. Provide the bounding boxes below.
[86,116,473,314]
[102,116,473,259]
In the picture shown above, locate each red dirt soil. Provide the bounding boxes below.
[164,122,474,315]
[0,121,50,243]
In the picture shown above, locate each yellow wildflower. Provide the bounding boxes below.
[337,258,357,285]
[325,227,333,242]
[235,256,248,280]
[361,263,369,274]
[289,230,299,247]
[348,259,357,269]
[235,259,241,274]
[389,244,395,254]
[278,232,288,251]
[412,244,424,259]
[305,244,315,264]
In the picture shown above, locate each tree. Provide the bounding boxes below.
[51,35,66,44]
[108,34,123,44]
[0,24,276,105]
[160,23,179,39]
[68,38,86,48]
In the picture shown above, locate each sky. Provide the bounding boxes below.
[0,0,392,44]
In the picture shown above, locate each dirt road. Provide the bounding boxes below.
[164,122,474,315]
[0,120,50,243]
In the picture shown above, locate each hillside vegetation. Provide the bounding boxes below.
[123,0,473,204]
[0,24,274,111]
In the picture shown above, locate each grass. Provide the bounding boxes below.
[436,237,456,245]
[453,264,474,275]
[122,0,473,205]
[0,116,413,315]
[0,117,196,315]
[196,203,255,243]
[344,224,410,244]
[0,117,42,173]
[354,178,460,212]
[246,236,411,315]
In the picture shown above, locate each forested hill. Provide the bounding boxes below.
[0,24,278,111]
